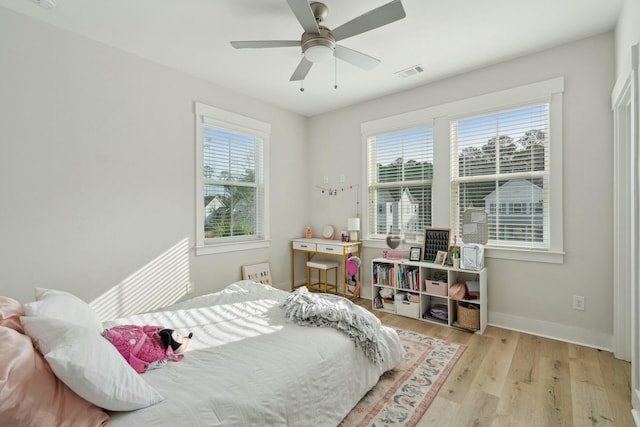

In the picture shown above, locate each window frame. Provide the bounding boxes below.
[194,102,270,255]
[450,102,551,251]
[361,77,564,263]
[361,116,435,244]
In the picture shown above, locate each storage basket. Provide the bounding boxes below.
[456,301,480,330]
[425,279,448,296]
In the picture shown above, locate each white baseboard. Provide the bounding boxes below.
[489,310,613,352]
[632,409,640,426]
[350,297,614,351]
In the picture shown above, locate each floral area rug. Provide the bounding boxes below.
[340,328,466,427]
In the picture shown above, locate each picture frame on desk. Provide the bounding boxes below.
[409,247,421,261]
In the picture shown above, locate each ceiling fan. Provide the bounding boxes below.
[230,0,406,83]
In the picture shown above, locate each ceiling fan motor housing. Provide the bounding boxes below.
[301,27,335,62]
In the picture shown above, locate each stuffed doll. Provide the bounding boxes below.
[159,329,193,354]
[104,325,193,373]
[346,253,362,297]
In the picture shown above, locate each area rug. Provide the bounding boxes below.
[340,328,466,427]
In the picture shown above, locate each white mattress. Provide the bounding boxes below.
[104,281,404,427]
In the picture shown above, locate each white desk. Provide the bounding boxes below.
[291,238,361,297]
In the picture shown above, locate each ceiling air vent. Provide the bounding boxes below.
[395,65,424,79]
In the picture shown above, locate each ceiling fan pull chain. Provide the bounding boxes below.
[334,56,338,89]
[300,53,305,92]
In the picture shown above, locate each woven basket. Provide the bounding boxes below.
[457,301,480,330]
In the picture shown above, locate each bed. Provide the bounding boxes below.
[0,280,405,427]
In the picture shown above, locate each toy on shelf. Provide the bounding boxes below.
[385,235,402,260]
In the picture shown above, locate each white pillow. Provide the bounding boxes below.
[23,288,102,333]
[21,316,164,411]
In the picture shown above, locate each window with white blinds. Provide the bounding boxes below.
[203,126,263,241]
[195,102,270,254]
[366,127,433,240]
[450,104,550,248]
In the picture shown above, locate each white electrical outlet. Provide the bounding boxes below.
[339,174,345,183]
[186,282,194,295]
[572,295,585,311]
[323,175,329,184]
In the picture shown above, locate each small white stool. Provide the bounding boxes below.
[306,260,339,294]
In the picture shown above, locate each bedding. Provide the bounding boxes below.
[23,287,103,333]
[0,297,110,427]
[21,316,165,411]
[281,286,384,365]
[103,280,405,427]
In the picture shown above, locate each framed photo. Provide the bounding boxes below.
[423,228,451,262]
[241,261,272,285]
[409,247,421,261]
[435,250,448,266]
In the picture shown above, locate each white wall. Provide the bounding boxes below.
[0,7,308,305]
[615,0,640,76]
[308,32,616,349]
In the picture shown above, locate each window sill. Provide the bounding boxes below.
[195,239,270,256]
[362,239,564,264]
[484,246,564,264]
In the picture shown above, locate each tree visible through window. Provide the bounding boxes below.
[203,127,260,240]
[366,127,433,239]
[450,104,549,246]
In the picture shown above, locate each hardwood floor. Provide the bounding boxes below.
[354,298,634,427]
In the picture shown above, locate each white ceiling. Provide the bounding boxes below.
[1,0,622,117]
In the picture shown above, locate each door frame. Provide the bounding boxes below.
[611,43,638,422]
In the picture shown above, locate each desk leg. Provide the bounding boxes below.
[291,248,295,291]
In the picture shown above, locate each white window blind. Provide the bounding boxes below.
[366,127,433,239]
[450,104,550,248]
[203,125,264,242]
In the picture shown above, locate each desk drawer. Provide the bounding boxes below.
[317,244,342,254]
[293,241,316,252]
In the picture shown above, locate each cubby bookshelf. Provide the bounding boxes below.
[371,257,487,334]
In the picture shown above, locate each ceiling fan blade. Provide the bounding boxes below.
[331,0,406,42]
[230,40,300,49]
[334,45,380,70]
[289,57,313,81]
[286,0,320,34]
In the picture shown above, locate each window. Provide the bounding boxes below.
[450,104,550,248]
[361,77,563,262]
[195,103,270,255]
[365,126,433,240]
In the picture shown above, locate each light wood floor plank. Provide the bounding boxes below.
[354,298,633,426]
[597,350,634,426]
[473,327,519,397]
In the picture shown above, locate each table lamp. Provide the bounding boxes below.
[347,217,360,242]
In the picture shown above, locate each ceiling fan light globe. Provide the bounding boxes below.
[304,44,334,62]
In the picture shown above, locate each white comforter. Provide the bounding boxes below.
[104,281,404,427]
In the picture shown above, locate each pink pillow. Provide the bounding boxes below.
[0,325,110,427]
[0,296,25,333]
